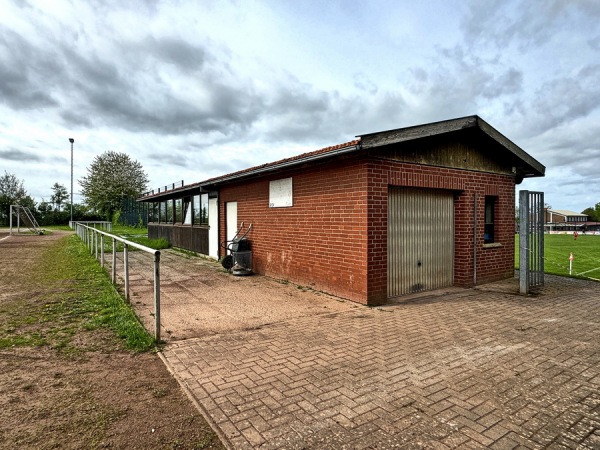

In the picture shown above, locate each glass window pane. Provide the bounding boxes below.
[175,199,182,223]
[184,198,192,224]
[193,195,201,225]
[201,194,209,225]
[166,200,173,223]
[484,196,495,243]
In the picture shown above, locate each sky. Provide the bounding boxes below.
[1,0,599,212]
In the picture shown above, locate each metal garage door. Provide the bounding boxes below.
[388,187,454,297]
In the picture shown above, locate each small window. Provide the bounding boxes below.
[192,194,209,225]
[183,197,192,225]
[175,199,182,223]
[484,196,496,244]
[200,193,209,225]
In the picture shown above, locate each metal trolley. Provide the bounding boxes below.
[220,222,253,276]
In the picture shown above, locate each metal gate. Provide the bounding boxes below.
[388,187,454,297]
[519,190,544,294]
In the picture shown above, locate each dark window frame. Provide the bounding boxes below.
[484,196,497,244]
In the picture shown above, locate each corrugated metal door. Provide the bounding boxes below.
[388,187,454,297]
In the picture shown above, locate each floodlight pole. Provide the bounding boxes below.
[69,138,74,224]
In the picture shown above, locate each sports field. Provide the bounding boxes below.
[515,233,600,280]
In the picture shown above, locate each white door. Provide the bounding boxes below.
[208,197,218,259]
[226,202,238,248]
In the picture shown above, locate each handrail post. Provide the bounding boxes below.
[124,243,129,303]
[112,238,117,283]
[154,251,161,342]
[73,223,162,342]
[100,235,105,267]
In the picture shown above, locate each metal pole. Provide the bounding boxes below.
[94,229,98,259]
[9,205,12,235]
[124,243,129,302]
[100,235,105,267]
[69,138,74,224]
[112,238,117,283]
[154,251,161,342]
[473,193,477,287]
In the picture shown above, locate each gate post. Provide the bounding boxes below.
[519,190,545,294]
[519,192,529,294]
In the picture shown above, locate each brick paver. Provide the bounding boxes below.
[161,275,600,449]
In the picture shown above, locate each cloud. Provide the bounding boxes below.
[460,0,600,51]
[0,28,60,109]
[401,46,524,124]
[534,65,599,122]
[0,148,42,162]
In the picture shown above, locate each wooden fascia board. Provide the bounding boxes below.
[359,116,478,149]
[359,115,545,178]
[476,117,545,177]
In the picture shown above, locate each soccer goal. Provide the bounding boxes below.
[9,205,43,235]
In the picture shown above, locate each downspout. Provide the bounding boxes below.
[473,193,477,286]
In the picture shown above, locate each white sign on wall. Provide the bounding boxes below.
[269,177,293,207]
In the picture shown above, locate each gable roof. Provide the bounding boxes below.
[139,115,544,201]
[359,115,545,179]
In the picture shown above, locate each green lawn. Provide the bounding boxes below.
[0,235,155,352]
[515,234,600,280]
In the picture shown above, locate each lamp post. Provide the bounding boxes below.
[69,138,74,224]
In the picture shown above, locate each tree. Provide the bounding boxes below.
[0,171,35,225]
[582,203,600,222]
[80,151,149,219]
[0,170,27,201]
[50,182,69,211]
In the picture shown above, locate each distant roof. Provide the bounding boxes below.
[139,115,545,201]
[547,209,588,217]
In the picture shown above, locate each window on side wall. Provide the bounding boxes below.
[200,193,209,225]
[193,195,201,225]
[183,197,192,225]
[175,199,182,224]
[484,196,496,244]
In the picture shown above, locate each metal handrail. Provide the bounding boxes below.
[140,180,184,198]
[74,222,162,342]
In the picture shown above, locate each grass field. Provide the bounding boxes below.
[515,234,600,280]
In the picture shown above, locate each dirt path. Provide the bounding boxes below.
[109,247,358,341]
[0,231,224,449]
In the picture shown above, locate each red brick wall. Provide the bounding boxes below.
[218,156,516,305]
[365,161,516,304]
[218,158,370,302]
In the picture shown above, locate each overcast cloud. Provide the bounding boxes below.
[1,0,599,212]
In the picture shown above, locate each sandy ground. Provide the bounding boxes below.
[110,248,359,341]
[0,231,225,449]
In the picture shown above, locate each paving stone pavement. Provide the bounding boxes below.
[161,275,600,449]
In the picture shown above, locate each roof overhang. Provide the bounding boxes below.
[199,141,361,189]
[358,115,545,179]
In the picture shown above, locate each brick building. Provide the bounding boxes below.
[544,209,600,233]
[139,115,545,305]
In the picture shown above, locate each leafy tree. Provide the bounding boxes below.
[0,171,27,200]
[582,203,600,222]
[0,171,36,225]
[50,182,69,211]
[80,151,149,219]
